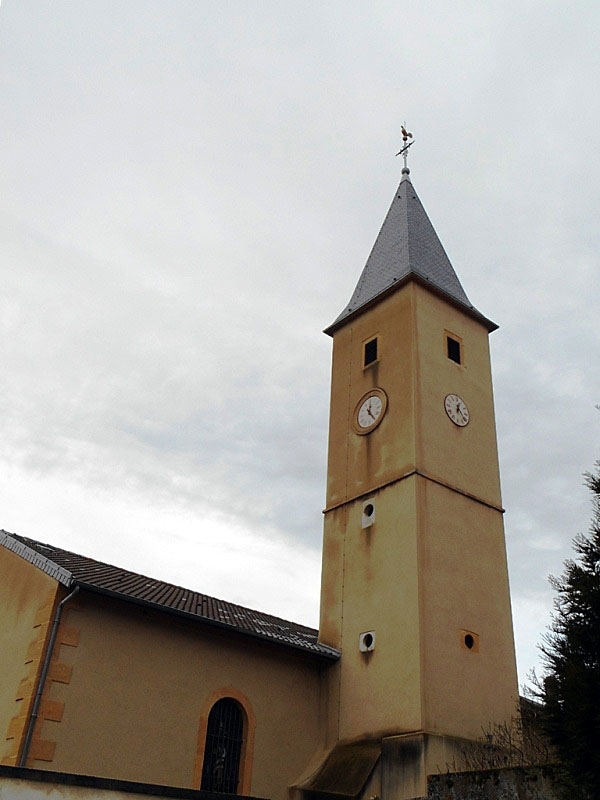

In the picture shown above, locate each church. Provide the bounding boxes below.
[0,159,519,800]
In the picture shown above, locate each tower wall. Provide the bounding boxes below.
[418,478,518,739]
[318,282,519,769]
[316,172,519,799]
[320,479,422,743]
[325,287,417,509]
[413,285,502,508]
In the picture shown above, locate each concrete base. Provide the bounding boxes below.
[380,732,467,800]
[294,732,475,800]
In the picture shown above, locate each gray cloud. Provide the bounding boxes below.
[1,1,599,686]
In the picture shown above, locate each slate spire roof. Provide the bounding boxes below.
[0,530,339,661]
[325,168,497,334]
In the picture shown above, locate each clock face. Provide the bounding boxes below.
[353,389,388,434]
[444,394,470,427]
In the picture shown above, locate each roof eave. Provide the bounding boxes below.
[74,581,341,664]
[324,273,498,337]
[0,531,340,664]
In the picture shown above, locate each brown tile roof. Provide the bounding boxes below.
[0,531,339,662]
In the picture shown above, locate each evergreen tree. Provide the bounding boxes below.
[538,464,600,797]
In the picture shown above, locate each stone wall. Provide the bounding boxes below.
[428,766,557,800]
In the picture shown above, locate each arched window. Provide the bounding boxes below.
[201,698,245,794]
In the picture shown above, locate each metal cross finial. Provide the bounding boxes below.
[395,123,414,171]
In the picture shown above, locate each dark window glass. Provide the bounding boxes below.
[447,336,461,364]
[201,698,244,794]
[364,338,378,366]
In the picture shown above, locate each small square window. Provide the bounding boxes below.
[447,335,462,364]
[364,338,378,367]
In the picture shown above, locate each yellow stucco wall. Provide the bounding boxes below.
[324,287,417,508]
[319,279,518,759]
[27,591,326,800]
[418,479,519,738]
[413,285,518,737]
[0,545,59,766]
[320,481,422,744]
[413,284,502,508]
[324,283,503,511]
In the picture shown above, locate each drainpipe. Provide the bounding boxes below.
[19,585,80,767]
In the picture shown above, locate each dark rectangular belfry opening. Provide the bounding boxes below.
[447,335,461,364]
[364,338,378,366]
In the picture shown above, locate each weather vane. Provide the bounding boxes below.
[395,124,414,170]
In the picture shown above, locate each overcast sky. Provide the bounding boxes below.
[1,1,599,689]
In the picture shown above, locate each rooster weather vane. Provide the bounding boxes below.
[396,125,414,170]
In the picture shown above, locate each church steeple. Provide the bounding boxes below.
[325,168,497,334]
[318,154,518,799]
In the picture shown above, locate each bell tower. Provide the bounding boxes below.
[317,162,519,798]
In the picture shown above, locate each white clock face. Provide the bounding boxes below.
[444,394,470,427]
[358,395,383,428]
[353,388,388,434]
